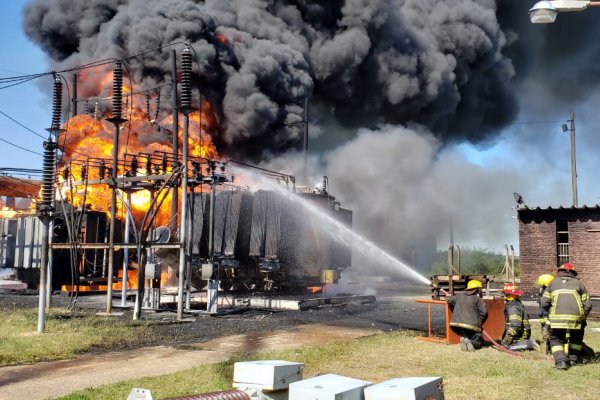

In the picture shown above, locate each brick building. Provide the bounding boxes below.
[518,205,600,296]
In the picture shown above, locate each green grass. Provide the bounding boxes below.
[0,307,151,366]
[56,322,600,400]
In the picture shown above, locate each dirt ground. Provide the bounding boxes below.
[0,282,567,400]
[0,283,445,400]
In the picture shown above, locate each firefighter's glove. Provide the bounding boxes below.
[542,326,550,342]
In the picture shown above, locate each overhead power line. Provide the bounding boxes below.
[0,136,42,156]
[0,109,46,139]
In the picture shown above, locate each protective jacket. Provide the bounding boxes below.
[503,300,531,343]
[537,289,549,324]
[447,289,487,332]
[540,270,592,330]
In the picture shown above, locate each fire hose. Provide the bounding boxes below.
[161,390,251,400]
[482,329,526,357]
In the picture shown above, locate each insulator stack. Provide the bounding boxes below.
[146,156,152,175]
[39,140,57,212]
[99,160,106,179]
[51,75,62,130]
[112,61,123,120]
[131,156,138,176]
[62,164,70,181]
[180,45,193,111]
[81,162,88,181]
[192,161,201,176]
[162,153,168,174]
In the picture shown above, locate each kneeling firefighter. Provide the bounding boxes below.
[540,263,592,369]
[447,279,488,352]
[501,284,537,351]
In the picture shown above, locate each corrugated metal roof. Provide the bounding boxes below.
[518,204,600,211]
[0,176,41,198]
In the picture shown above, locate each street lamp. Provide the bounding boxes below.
[529,1,600,23]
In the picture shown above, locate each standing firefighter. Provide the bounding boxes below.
[536,273,555,354]
[540,263,592,369]
[446,279,488,351]
[501,284,536,351]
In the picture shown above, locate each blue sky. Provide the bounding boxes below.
[0,1,48,174]
[2,1,600,253]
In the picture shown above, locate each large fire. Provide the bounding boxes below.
[57,71,219,227]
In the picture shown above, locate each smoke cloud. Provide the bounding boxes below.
[22,1,600,270]
[23,0,522,160]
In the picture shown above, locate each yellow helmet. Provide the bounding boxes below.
[536,274,555,287]
[466,280,483,290]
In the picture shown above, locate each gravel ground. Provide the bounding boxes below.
[4,283,598,356]
[0,285,435,353]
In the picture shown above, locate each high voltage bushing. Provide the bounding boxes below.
[145,156,152,175]
[180,44,193,111]
[81,162,88,181]
[130,156,138,176]
[162,153,168,174]
[38,140,57,213]
[51,74,62,131]
[112,61,123,120]
[99,160,106,179]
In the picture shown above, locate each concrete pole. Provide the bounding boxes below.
[107,61,125,314]
[106,123,120,314]
[121,191,131,306]
[207,176,217,314]
[45,219,53,309]
[302,97,309,183]
[176,112,189,320]
[570,112,578,207]
[71,73,78,119]
[37,216,49,333]
[171,50,179,228]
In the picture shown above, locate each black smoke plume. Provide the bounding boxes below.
[24,0,524,160]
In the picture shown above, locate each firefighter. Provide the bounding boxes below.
[536,273,555,354]
[446,279,488,351]
[540,263,592,369]
[501,284,536,351]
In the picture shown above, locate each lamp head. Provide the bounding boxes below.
[562,123,569,133]
[530,1,558,23]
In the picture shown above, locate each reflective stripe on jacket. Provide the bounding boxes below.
[540,271,592,330]
[504,300,531,342]
[447,290,487,332]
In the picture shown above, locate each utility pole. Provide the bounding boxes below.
[37,74,61,333]
[302,97,308,184]
[170,50,179,229]
[563,113,578,207]
[106,61,126,314]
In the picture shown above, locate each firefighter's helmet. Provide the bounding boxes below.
[466,280,483,290]
[536,274,555,287]
[558,263,577,275]
[503,284,524,297]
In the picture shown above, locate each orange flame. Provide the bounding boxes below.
[0,207,16,219]
[58,71,219,226]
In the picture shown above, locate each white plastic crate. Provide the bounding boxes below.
[363,377,444,400]
[288,374,371,400]
[233,360,304,391]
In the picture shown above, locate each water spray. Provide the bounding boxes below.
[236,168,430,286]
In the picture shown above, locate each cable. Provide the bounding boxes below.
[0,42,186,91]
[0,137,42,155]
[0,109,46,139]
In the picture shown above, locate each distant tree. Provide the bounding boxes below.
[429,247,520,277]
